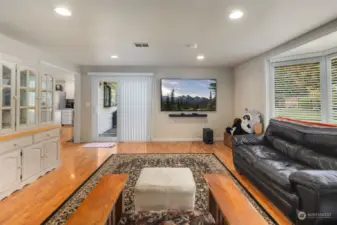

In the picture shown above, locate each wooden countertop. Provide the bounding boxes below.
[0,124,61,142]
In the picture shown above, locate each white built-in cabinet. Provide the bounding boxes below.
[22,143,43,181]
[0,150,21,193]
[0,128,60,200]
[0,60,56,133]
[0,59,60,200]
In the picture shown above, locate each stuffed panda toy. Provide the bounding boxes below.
[226,108,261,136]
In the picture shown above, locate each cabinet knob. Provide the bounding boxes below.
[13,143,17,147]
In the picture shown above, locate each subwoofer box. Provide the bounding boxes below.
[203,128,213,144]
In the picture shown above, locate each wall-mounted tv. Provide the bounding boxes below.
[161,79,216,111]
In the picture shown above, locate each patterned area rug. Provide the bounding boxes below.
[43,154,275,225]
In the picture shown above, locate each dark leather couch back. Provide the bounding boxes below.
[265,119,337,170]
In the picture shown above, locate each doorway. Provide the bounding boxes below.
[98,81,118,138]
[94,79,118,142]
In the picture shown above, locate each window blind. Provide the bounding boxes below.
[273,62,321,121]
[119,76,152,141]
[328,57,337,123]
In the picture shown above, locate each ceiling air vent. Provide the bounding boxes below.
[134,43,149,48]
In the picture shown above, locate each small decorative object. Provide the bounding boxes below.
[226,108,261,136]
[226,118,245,135]
[241,108,261,134]
[55,84,63,91]
[103,82,111,108]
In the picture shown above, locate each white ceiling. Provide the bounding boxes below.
[0,0,337,67]
[276,31,337,58]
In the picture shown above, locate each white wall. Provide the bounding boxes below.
[0,33,78,75]
[233,19,337,127]
[80,66,234,142]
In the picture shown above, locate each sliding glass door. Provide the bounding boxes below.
[91,75,152,142]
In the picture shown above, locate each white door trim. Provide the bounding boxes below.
[73,72,81,143]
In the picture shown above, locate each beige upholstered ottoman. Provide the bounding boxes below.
[134,168,196,211]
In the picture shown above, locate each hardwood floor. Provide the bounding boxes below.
[0,127,291,225]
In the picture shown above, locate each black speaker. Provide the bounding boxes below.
[203,128,214,144]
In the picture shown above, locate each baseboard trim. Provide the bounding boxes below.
[152,137,224,142]
[80,137,225,143]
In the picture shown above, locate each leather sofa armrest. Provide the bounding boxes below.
[232,134,265,147]
[289,170,337,225]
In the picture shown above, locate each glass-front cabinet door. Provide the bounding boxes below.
[0,60,16,133]
[40,74,54,124]
[16,67,38,130]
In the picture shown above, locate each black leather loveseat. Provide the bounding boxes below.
[233,118,337,225]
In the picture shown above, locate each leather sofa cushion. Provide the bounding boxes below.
[235,145,288,165]
[267,136,300,159]
[303,131,337,157]
[265,119,303,144]
[267,118,337,157]
[253,159,310,192]
[267,127,337,169]
[293,146,337,170]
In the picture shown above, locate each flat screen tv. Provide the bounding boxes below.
[161,79,216,111]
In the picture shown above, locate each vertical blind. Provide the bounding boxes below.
[273,62,322,122]
[328,57,337,123]
[119,76,152,142]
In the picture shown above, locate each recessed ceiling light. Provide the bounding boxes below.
[197,55,205,60]
[110,55,119,59]
[229,10,243,20]
[54,7,72,17]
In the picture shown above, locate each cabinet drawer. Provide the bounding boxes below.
[0,136,33,155]
[62,114,73,120]
[62,111,73,115]
[33,129,60,143]
[62,111,73,114]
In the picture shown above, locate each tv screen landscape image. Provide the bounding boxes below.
[161,79,216,111]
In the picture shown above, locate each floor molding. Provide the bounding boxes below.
[152,137,224,142]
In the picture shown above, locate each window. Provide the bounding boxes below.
[328,56,337,123]
[273,61,322,122]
